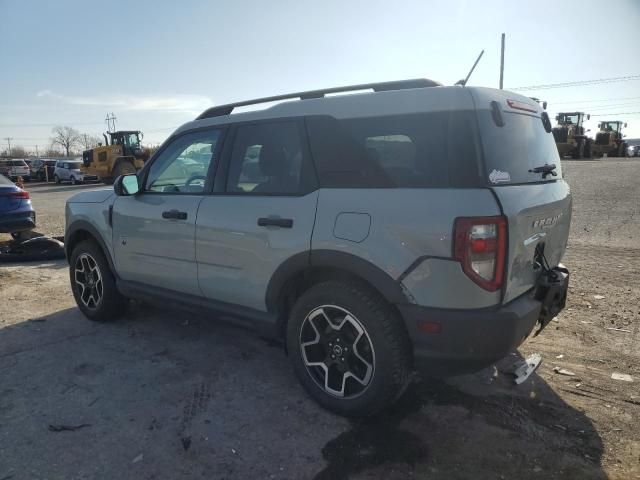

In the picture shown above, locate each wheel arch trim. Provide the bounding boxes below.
[65,220,116,275]
[265,249,409,315]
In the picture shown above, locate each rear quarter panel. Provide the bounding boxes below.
[312,188,502,309]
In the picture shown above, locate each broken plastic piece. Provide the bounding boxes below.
[511,353,542,385]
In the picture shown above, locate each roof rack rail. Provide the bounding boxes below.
[196,78,441,120]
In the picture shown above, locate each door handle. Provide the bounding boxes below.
[257,217,293,228]
[162,209,188,220]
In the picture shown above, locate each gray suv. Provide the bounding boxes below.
[65,79,571,416]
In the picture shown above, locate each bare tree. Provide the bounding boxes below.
[80,133,103,150]
[9,145,26,158]
[51,126,81,157]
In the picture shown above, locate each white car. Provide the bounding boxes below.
[0,159,31,181]
[53,160,99,185]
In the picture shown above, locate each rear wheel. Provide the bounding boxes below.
[69,240,127,321]
[287,280,412,417]
[54,175,60,184]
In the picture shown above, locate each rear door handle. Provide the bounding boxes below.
[257,217,293,228]
[162,209,188,220]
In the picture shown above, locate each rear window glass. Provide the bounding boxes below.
[306,112,483,188]
[10,160,28,166]
[477,111,562,184]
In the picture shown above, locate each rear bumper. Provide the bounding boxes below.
[397,293,542,376]
[0,211,36,233]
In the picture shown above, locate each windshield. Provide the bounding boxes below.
[124,133,140,147]
[600,122,621,132]
[478,111,562,184]
[557,113,579,124]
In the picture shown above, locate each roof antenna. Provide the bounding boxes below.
[455,50,484,86]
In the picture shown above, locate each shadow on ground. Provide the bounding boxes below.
[0,304,606,480]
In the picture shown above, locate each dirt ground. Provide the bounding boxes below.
[1,160,639,480]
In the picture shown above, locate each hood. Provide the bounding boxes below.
[67,188,114,204]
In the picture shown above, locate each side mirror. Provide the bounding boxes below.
[542,101,548,110]
[114,174,140,196]
[624,123,628,128]
[587,114,591,120]
[586,129,591,132]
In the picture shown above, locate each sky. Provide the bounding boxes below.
[1,0,639,154]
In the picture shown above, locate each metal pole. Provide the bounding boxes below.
[499,33,505,89]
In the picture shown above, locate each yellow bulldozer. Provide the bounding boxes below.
[81,130,149,184]
[552,112,592,159]
[590,121,628,158]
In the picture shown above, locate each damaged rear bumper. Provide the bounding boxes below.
[396,264,570,376]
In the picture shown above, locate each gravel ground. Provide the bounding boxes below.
[1,160,639,479]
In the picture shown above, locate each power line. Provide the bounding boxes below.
[552,95,640,105]
[0,121,104,127]
[512,74,640,91]
[590,111,640,117]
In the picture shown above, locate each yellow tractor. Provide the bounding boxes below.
[591,121,628,158]
[552,112,592,159]
[81,130,149,184]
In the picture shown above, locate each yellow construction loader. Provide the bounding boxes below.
[81,130,149,184]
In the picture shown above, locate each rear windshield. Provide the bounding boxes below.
[306,112,483,188]
[10,160,28,167]
[477,110,562,184]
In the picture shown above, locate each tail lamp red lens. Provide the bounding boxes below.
[453,216,507,291]
[2,190,29,199]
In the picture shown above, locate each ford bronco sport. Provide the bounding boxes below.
[65,79,571,416]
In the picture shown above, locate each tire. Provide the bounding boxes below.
[69,240,127,321]
[584,140,592,159]
[287,280,412,417]
[572,141,584,159]
[54,175,60,184]
[70,176,77,185]
[113,161,136,179]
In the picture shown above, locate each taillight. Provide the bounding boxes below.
[1,190,30,199]
[453,216,507,291]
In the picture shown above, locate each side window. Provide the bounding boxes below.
[226,121,314,195]
[306,112,481,188]
[145,129,221,194]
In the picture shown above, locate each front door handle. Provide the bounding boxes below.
[257,217,293,228]
[162,209,188,220]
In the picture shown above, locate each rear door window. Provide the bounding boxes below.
[305,112,483,188]
[477,110,562,184]
[225,121,316,195]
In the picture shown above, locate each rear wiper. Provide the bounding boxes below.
[529,163,557,179]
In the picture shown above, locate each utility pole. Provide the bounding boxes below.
[4,137,12,157]
[105,112,117,133]
[499,33,505,89]
[83,133,88,149]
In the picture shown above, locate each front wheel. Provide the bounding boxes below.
[69,240,127,321]
[287,280,412,417]
[113,161,136,178]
